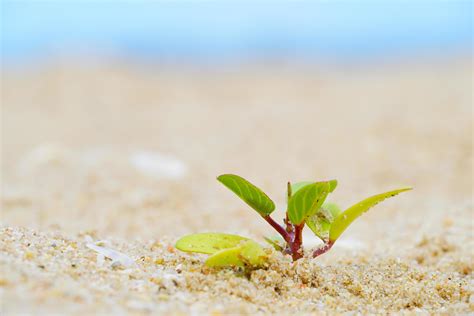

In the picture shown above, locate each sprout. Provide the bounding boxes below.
[176,174,411,268]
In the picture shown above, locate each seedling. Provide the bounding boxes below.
[176,174,411,267]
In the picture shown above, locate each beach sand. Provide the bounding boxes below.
[1,58,473,314]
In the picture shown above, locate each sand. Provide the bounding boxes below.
[1,57,473,314]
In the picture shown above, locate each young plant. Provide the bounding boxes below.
[176,174,411,267]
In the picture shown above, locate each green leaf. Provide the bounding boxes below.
[327,180,338,192]
[217,174,275,216]
[329,187,412,242]
[306,202,341,242]
[291,180,338,197]
[205,240,266,268]
[263,235,284,251]
[287,182,331,225]
[290,181,313,196]
[205,246,245,267]
[239,240,267,266]
[175,233,248,254]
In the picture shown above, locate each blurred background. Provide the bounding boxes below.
[1,1,472,245]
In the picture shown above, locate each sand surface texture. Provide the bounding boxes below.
[1,59,473,314]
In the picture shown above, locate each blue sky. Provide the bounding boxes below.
[1,1,472,63]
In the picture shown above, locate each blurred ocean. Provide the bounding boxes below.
[1,1,472,64]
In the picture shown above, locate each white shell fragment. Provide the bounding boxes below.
[129,151,187,180]
[86,243,135,268]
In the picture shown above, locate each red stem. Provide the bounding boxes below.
[263,215,292,244]
[265,213,332,261]
[284,213,293,233]
[312,240,334,258]
[290,224,304,260]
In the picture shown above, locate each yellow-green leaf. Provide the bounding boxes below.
[263,235,284,251]
[175,233,248,254]
[239,240,267,266]
[217,174,275,216]
[204,240,266,268]
[329,187,412,242]
[327,180,338,192]
[287,182,331,225]
[291,180,338,197]
[306,202,341,242]
[205,246,245,267]
[290,181,313,196]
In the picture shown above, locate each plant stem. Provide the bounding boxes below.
[290,224,304,260]
[312,240,334,258]
[263,215,291,244]
[284,214,293,233]
[285,182,294,233]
